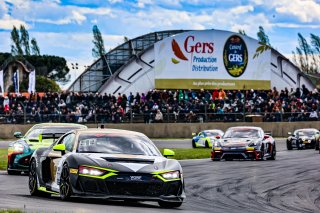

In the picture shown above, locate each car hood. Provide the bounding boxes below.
[73,153,181,173]
[219,138,260,147]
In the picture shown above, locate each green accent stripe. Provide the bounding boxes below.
[38,187,59,195]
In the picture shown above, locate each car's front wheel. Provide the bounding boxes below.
[267,144,276,160]
[158,201,183,208]
[60,163,72,201]
[29,159,44,196]
[205,141,209,148]
[286,140,292,150]
[192,140,196,148]
[315,140,319,150]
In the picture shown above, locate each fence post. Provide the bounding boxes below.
[204,103,207,122]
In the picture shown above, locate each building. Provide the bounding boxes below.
[68,29,314,94]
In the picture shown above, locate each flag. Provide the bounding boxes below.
[0,70,3,95]
[28,69,36,93]
[13,70,19,94]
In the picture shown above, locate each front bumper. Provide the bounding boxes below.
[211,148,262,160]
[70,173,185,202]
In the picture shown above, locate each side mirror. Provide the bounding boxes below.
[215,135,221,139]
[192,133,196,136]
[13,132,23,138]
[53,144,66,152]
[38,134,43,143]
[263,135,270,140]
[163,149,175,158]
[288,132,292,136]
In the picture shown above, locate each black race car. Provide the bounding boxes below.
[29,129,185,208]
[287,128,320,150]
[211,126,276,161]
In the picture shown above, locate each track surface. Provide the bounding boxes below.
[1,139,320,212]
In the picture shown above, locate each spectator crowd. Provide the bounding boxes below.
[0,84,319,124]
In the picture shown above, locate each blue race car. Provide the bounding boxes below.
[192,129,224,148]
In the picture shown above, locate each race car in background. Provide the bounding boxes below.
[286,128,320,150]
[211,126,276,161]
[29,129,185,208]
[192,129,224,148]
[7,123,87,175]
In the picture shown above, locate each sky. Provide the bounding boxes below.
[0,0,319,87]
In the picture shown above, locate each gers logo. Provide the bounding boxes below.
[171,36,214,64]
[223,35,248,77]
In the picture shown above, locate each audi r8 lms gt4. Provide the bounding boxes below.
[192,129,224,148]
[29,129,185,208]
[211,126,276,161]
[7,123,87,175]
[286,128,320,150]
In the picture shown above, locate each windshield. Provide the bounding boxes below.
[297,131,315,137]
[77,133,161,156]
[223,128,261,139]
[205,131,221,136]
[26,127,81,140]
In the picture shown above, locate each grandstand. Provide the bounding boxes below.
[68,29,314,94]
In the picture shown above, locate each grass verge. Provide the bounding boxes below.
[0,210,22,213]
[0,148,7,170]
[159,148,211,160]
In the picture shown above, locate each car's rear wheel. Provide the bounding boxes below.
[205,141,209,148]
[60,163,72,201]
[286,140,292,150]
[192,140,196,148]
[158,201,183,208]
[267,144,276,160]
[315,140,319,150]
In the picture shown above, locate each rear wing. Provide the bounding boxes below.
[39,133,66,142]
[265,131,272,136]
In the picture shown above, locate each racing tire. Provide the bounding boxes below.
[297,140,302,150]
[60,163,72,201]
[315,140,319,150]
[205,141,209,148]
[258,145,265,161]
[192,140,196,148]
[286,140,292,150]
[267,144,276,160]
[158,201,183,208]
[29,159,47,197]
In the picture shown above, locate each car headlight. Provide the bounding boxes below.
[8,143,24,154]
[248,141,259,147]
[161,171,180,180]
[79,166,105,176]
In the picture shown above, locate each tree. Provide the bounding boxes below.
[253,26,271,59]
[257,26,270,46]
[238,29,246,36]
[293,33,320,74]
[11,26,23,56]
[20,25,30,55]
[31,38,40,56]
[92,25,106,58]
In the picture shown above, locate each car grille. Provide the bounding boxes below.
[106,182,164,196]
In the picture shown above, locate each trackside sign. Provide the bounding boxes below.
[154,29,271,90]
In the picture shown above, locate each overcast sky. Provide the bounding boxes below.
[0,0,319,86]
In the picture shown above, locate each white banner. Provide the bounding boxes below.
[28,69,36,93]
[0,70,3,95]
[154,30,271,89]
[13,69,19,94]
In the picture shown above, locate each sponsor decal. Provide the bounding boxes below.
[223,35,248,77]
[130,176,142,181]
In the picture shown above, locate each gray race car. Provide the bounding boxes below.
[29,129,185,208]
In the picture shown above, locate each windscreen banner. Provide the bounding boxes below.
[154,30,271,90]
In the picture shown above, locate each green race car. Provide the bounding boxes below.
[7,123,87,175]
[192,129,224,148]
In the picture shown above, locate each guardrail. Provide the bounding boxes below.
[0,111,318,124]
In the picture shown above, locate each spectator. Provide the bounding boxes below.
[154,109,163,123]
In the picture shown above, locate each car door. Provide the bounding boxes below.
[197,132,206,147]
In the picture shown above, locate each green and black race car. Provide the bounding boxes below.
[7,123,87,175]
[29,129,185,208]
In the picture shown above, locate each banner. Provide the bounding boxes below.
[13,70,19,94]
[0,70,3,95]
[154,30,271,90]
[28,69,36,93]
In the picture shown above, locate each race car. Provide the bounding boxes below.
[192,129,224,148]
[7,123,87,175]
[28,129,185,208]
[286,128,320,150]
[211,126,276,161]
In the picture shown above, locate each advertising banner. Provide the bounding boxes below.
[154,30,271,90]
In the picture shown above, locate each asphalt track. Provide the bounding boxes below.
[1,139,320,212]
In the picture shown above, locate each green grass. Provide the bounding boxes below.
[0,210,22,213]
[160,148,211,160]
[0,148,7,170]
